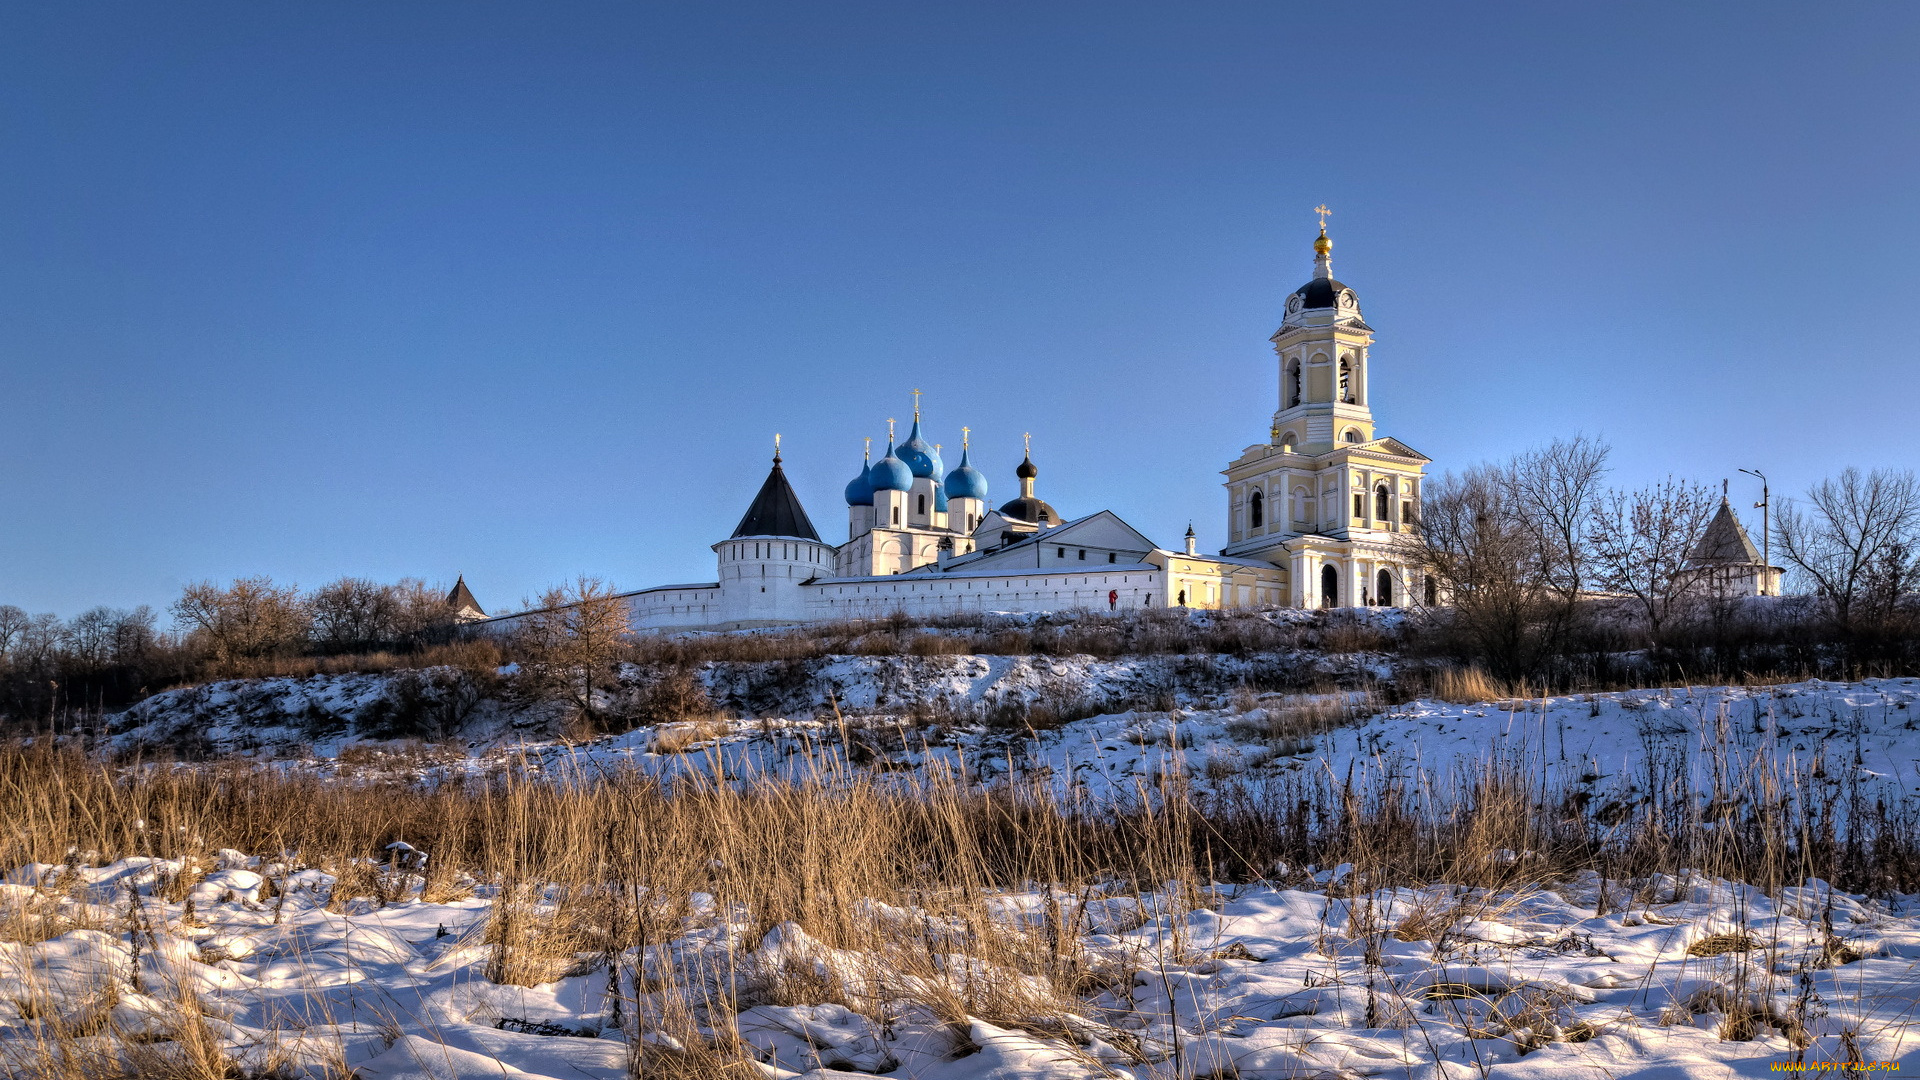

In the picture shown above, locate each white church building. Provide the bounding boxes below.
[490,222,1441,632]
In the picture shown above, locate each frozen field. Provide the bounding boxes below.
[3,856,1915,1078]
[5,678,1918,1078]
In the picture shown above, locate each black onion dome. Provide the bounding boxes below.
[997,496,1059,526]
[1015,455,1038,480]
[1291,277,1354,310]
[731,457,821,541]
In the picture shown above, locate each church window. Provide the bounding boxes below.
[1280,432,1297,453]
[1425,576,1438,606]
[1402,500,1413,525]
[917,494,926,515]
[1057,547,1065,558]
[1353,493,1364,518]
[1321,564,1338,608]
[1344,429,1361,443]
[1376,568,1393,607]
[892,507,900,525]
[1286,360,1301,408]
[1249,489,1264,527]
[1339,358,1353,403]
[1078,549,1086,560]
[1375,485,1390,520]
[1108,552,1116,563]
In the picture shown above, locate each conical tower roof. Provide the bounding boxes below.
[445,575,485,618]
[731,453,821,541]
[1689,498,1762,565]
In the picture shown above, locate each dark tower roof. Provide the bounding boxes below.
[998,453,1057,524]
[1289,276,1354,310]
[1689,499,1762,565]
[445,576,485,617]
[731,454,822,541]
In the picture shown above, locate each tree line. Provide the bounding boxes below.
[1401,437,1920,684]
[0,576,472,726]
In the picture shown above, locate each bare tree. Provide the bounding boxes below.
[389,578,457,647]
[1398,466,1571,682]
[0,606,28,661]
[1774,467,1920,638]
[171,577,311,666]
[11,614,64,678]
[513,576,633,729]
[309,578,398,651]
[1502,434,1611,606]
[1588,478,1717,641]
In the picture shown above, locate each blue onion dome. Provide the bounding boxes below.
[869,439,913,492]
[843,454,874,507]
[943,444,988,501]
[896,416,943,479]
[934,482,949,513]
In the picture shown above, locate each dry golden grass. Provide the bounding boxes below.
[0,723,1915,1073]
[649,719,733,754]
[1429,665,1507,704]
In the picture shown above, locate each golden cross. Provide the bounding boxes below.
[863,435,872,459]
[1314,204,1332,230]
[962,425,970,449]
[912,388,922,419]
[774,433,781,453]
[1023,431,1031,454]
[887,418,895,440]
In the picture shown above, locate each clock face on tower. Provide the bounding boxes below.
[1286,294,1304,315]
[1338,290,1356,310]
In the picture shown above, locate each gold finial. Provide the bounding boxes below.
[1023,431,1031,455]
[773,432,782,462]
[1313,204,1332,255]
[863,436,872,461]
[887,417,896,441]
[912,388,922,420]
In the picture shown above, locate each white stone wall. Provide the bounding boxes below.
[628,586,723,630]
[715,536,837,626]
[806,568,1166,620]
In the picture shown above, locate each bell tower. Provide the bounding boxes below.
[1268,207,1375,456]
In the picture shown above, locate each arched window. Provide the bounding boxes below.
[1286,360,1302,408]
[1343,429,1361,444]
[1375,484,1391,520]
[917,494,926,516]
[1376,568,1393,607]
[1249,489,1264,528]
[1321,564,1338,608]
[1338,358,1353,403]
[1279,431,1297,454]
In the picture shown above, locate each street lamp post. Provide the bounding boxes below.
[1738,468,1771,596]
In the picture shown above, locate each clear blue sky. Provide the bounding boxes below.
[2,3,1915,618]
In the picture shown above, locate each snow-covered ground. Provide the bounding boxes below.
[31,676,1920,1076]
[500,679,1920,826]
[2,854,1914,1078]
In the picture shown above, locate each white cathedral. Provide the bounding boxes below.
[514,220,1438,632]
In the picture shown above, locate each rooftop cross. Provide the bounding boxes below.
[774,432,782,462]
[962,425,970,450]
[1314,203,1332,231]
[912,388,922,420]
[1023,431,1031,455]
